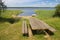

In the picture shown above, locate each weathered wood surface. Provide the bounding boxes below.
[29,17,56,32]
[28,24,33,37]
[22,21,28,34]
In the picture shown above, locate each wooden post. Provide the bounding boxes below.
[44,31,52,40]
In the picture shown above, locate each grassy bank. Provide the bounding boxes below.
[35,10,55,20]
[0,10,22,31]
[35,10,60,40]
[1,10,22,18]
[0,10,25,40]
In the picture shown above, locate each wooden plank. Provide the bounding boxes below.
[24,21,28,34]
[28,24,33,37]
[22,21,25,34]
[29,18,42,30]
[32,18,46,29]
[29,18,47,30]
[22,21,28,35]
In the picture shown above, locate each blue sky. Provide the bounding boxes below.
[3,0,60,7]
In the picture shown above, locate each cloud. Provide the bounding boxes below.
[3,0,39,6]
[56,0,58,1]
[19,2,57,7]
[3,0,38,4]
[2,0,60,7]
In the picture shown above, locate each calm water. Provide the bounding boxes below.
[7,7,55,16]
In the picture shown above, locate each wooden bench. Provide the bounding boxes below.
[22,21,28,36]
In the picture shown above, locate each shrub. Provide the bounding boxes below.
[53,4,60,17]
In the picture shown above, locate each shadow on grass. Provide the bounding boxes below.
[32,29,54,36]
[29,24,54,36]
[0,17,20,24]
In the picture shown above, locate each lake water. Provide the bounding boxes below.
[7,7,55,16]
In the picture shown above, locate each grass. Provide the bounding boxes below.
[0,10,25,40]
[0,10,60,40]
[35,10,55,20]
[0,10,22,31]
[35,10,60,40]
[1,10,22,18]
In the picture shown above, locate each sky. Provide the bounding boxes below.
[2,0,60,7]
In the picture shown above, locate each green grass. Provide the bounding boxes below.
[1,10,22,18]
[0,10,25,40]
[0,10,22,31]
[0,10,60,40]
[35,10,60,40]
[35,10,55,20]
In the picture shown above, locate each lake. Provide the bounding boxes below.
[7,7,55,16]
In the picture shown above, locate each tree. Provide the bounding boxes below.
[0,2,7,16]
[53,4,60,17]
[1,2,7,12]
[0,3,2,16]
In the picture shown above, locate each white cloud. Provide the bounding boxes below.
[3,0,39,7]
[55,0,60,3]
[56,0,58,2]
[19,2,56,7]
[2,0,60,7]
[3,0,38,4]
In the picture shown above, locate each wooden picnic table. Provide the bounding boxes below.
[29,17,56,32]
